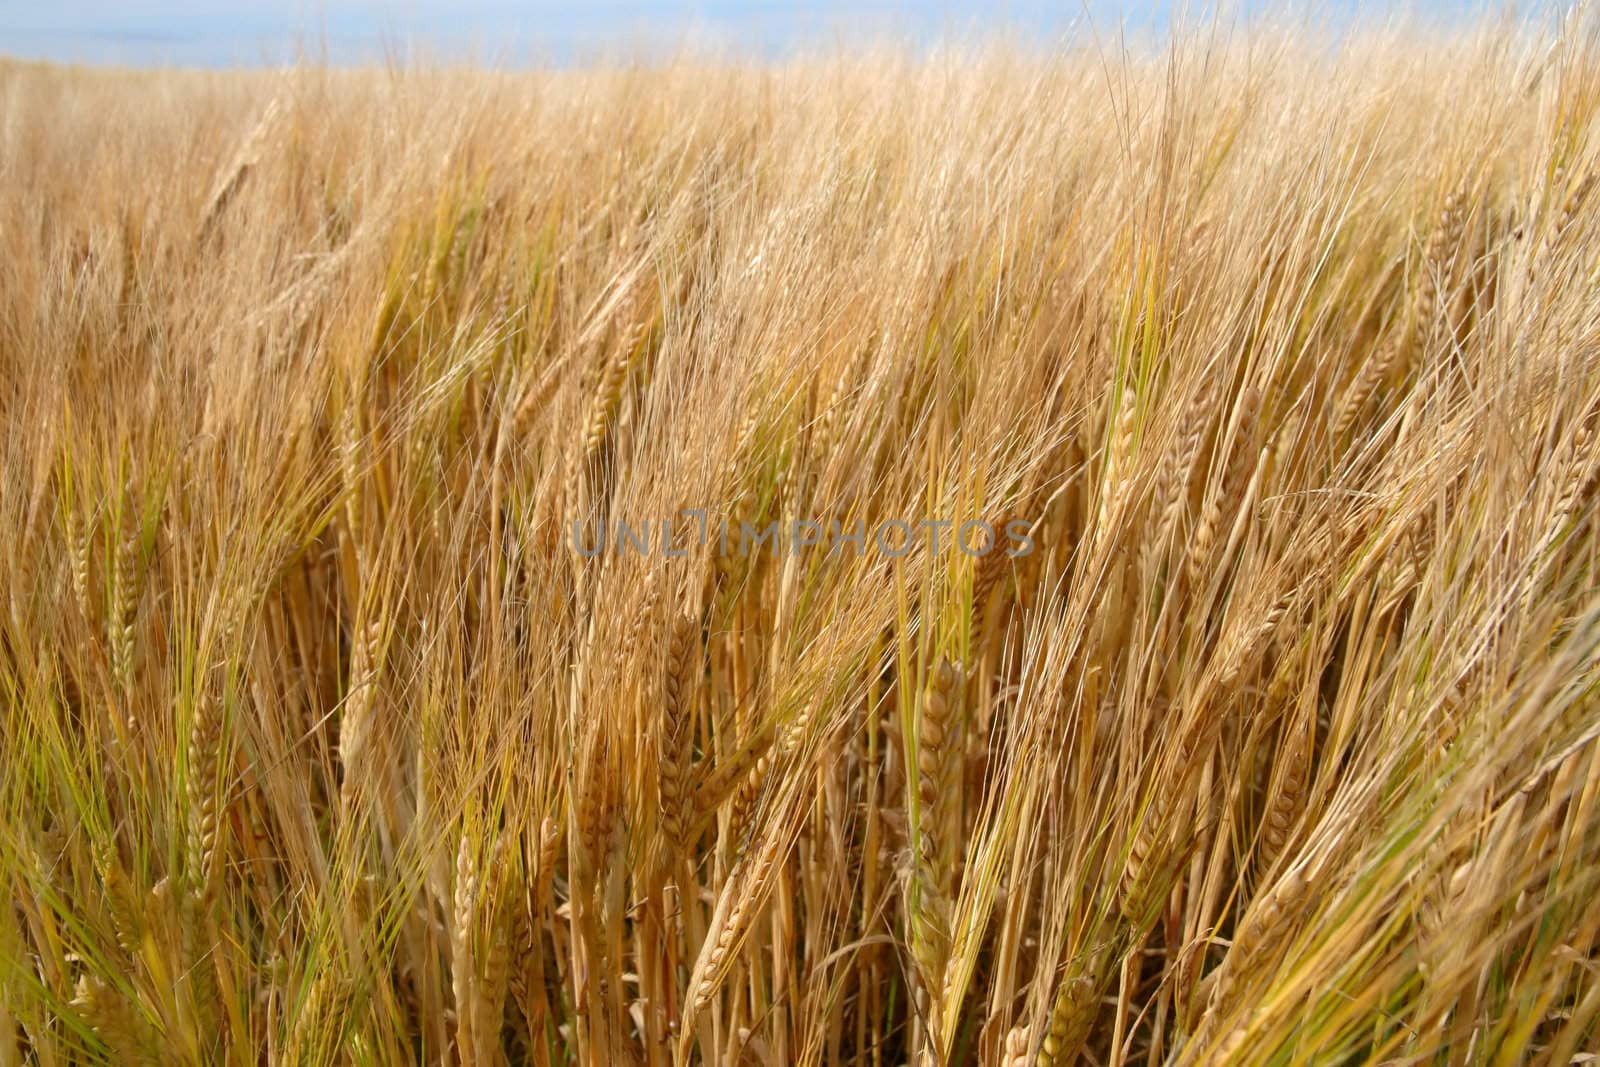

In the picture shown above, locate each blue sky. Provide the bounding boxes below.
[0,1,1515,67]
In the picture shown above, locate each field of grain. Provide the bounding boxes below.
[2,19,1600,1065]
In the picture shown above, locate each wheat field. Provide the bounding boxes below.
[2,16,1600,1065]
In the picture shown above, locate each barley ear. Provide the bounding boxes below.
[658,612,700,851]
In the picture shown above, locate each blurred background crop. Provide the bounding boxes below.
[0,0,1517,68]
